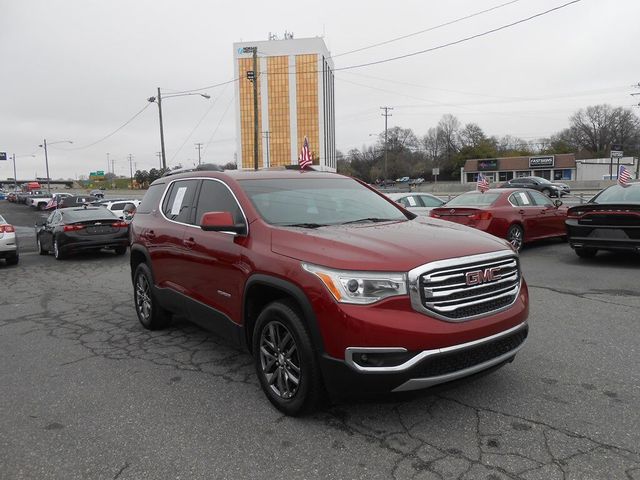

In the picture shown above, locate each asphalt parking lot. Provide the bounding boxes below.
[1,200,638,480]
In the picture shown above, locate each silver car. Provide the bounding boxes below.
[0,214,19,265]
[385,192,445,215]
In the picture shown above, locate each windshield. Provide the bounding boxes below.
[239,178,407,226]
[590,185,640,204]
[445,192,500,207]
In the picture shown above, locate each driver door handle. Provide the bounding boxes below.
[518,210,525,215]
[183,237,196,248]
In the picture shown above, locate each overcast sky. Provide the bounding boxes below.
[1,0,638,180]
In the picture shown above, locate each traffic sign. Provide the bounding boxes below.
[611,151,623,158]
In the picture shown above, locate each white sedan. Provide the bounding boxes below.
[385,192,445,215]
[0,214,19,265]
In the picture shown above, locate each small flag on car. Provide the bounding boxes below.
[298,136,312,170]
[618,165,631,187]
[477,173,490,193]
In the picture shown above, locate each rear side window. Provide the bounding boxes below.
[110,202,127,210]
[137,183,165,214]
[418,195,443,207]
[194,179,243,225]
[162,179,199,223]
[529,191,552,206]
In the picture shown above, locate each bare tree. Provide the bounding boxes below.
[437,114,461,167]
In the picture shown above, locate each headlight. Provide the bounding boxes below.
[302,263,407,304]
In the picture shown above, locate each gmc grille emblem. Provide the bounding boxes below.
[465,267,502,286]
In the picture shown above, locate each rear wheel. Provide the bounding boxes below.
[253,300,325,416]
[575,247,597,258]
[114,246,127,255]
[53,237,65,260]
[507,224,524,252]
[133,263,171,330]
[5,253,18,266]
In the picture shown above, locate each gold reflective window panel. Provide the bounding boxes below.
[238,57,262,169]
[296,54,319,165]
[267,56,291,167]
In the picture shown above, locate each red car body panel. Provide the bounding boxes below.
[430,188,567,244]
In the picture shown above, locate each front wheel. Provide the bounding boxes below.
[507,224,524,252]
[37,235,48,255]
[133,263,171,330]
[253,300,325,416]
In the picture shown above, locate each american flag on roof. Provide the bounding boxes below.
[618,165,632,187]
[298,136,312,170]
[477,173,490,193]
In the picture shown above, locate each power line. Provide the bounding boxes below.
[332,0,521,59]
[335,0,582,72]
[65,103,152,150]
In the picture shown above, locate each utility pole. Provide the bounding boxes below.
[381,107,393,181]
[251,47,259,170]
[42,139,51,193]
[195,143,203,165]
[111,158,115,176]
[106,152,110,174]
[157,87,167,171]
[128,154,134,189]
[156,152,162,169]
[263,131,270,168]
[11,154,17,192]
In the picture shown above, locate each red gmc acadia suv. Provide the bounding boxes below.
[130,168,529,415]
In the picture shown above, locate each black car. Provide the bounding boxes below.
[500,176,570,197]
[35,207,129,259]
[58,195,99,208]
[565,182,640,258]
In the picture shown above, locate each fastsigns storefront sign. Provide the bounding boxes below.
[529,155,555,168]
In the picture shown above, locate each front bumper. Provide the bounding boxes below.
[320,322,528,397]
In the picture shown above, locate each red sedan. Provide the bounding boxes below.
[430,188,568,251]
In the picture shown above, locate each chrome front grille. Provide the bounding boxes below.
[408,251,521,322]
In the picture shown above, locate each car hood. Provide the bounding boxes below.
[271,218,512,271]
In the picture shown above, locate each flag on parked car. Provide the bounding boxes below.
[298,136,312,170]
[45,197,57,210]
[618,165,631,187]
[477,173,490,193]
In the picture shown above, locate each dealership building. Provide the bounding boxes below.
[462,153,638,183]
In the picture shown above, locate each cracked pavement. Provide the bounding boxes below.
[0,202,638,479]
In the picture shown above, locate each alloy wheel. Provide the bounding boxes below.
[259,321,301,399]
[508,226,523,251]
[135,273,152,322]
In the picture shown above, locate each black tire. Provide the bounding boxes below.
[114,246,127,255]
[540,188,552,197]
[253,300,325,416]
[5,253,19,266]
[53,237,65,260]
[133,263,171,330]
[575,247,597,258]
[37,235,48,255]
[507,224,524,252]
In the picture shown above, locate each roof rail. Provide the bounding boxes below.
[163,163,225,177]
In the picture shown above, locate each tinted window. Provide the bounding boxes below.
[591,185,640,204]
[162,179,199,223]
[445,192,500,207]
[138,183,165,214]
[240,178,406,226]
[418,195,444,207]
[61,208,119,222]
[397,196,417,207]
[110,202,127,210]
[195,179,243,225]
[529,191,552,206]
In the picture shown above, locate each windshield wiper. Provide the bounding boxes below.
[339,217,401,225]
[280,222,326,229]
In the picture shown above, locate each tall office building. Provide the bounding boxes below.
[233,36,335,171]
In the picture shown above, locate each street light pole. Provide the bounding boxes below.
[148,89,209,172]
[38,139,72,193]
[12,154,17,192]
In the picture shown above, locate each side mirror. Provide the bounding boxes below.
[553,199,563,208]
[200,211,246,234]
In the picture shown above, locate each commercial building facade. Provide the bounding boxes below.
[463,154,577,184]
[463,153,638,183]
[233,37,336,171]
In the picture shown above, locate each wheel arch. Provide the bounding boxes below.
[243,275,324,355]
[130,245,152,283]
